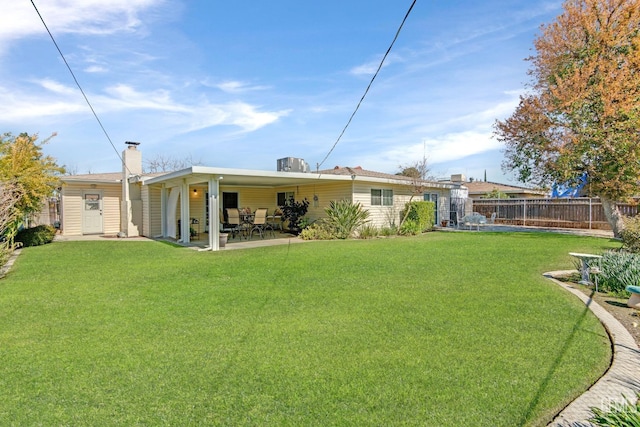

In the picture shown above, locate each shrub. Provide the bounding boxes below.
[299,221,336,240]
[14,224,57,247]
[620,216,640,253]
[399,201,435,235]
[324,200,370,239]
[281,197,309,235]
[357,224,379,239]
[589,393,640,426]
[399,219,422,236]
[380,226,397,237]
[595,251,640,296]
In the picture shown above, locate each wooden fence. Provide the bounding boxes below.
[472,198,639,230]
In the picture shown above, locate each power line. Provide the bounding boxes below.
[30,0,132,175]
[316,0,417,171]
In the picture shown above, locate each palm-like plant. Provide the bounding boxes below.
[324,200,370,239]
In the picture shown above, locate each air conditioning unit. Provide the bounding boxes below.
[277,157,310,173]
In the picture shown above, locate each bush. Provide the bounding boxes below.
[14,225,57,247]
[595,251,640,296]
[299,221,336,240]
[620,216,640,253]
[399,201,435,235]
[589,393,640,426]
[380,226,397,237]
[281,197,309,235]
[357,224,379,239]
[324,200,370,239]
[399,219,422,236]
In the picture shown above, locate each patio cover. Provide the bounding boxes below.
[142,166,455,250]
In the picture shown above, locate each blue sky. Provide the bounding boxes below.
[1,1,562,182]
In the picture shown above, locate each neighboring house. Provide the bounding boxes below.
[58,144,462,250]
[448,174,546,200]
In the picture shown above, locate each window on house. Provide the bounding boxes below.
[371,189,393,206]
[277,191,295,206]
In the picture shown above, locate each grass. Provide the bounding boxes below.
[0,232,620,426]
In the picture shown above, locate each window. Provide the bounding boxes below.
[277,191,295,206]
[371,189,393,206]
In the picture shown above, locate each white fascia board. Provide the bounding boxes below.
[61,177,122,185]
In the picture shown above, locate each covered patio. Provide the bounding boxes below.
[143,166,354,251]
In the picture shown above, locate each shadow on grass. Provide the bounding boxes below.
[155,239,184,248]
[518,290,597,425]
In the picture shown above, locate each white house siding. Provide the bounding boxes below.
[225,186,276,212]
[142,185,162,237]
[189,187,206,229]
[353,183,450,228]
[292,182,353,221]
[61,183,121,236]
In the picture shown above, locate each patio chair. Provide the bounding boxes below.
[225,208,245,239]
[267,209,283,231]
[249,208,271,239]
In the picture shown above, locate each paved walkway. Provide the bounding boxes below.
[437,224,615,239]
[545,271,640,426]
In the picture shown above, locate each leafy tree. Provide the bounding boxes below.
[494,0,640,236]
[0,181,21,264]
[397,157,432,232]
[0,132,64,241]
[482,189,510,199]
[396,166,421,179]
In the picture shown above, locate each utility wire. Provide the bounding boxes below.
[316,0,417,171]
[30,0,132,175]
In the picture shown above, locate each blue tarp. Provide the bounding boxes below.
[551,173,587,198]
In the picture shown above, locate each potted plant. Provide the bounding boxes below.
[280,197,309,235]
[219,232,228,248]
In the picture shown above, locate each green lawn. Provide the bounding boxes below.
[0,232,619,426]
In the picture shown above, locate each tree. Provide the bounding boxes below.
[0,181,21,263]
[0,132,65,241]
[397,157,432,232]
[482,189,510,199]
[143,154,202,173]
[494,0,640,236]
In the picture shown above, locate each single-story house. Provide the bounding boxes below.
[448,174,546,199]
[58,144,464,250]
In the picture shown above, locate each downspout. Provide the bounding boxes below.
[180,180,190,243]
[160,184,167,237]
[207,176,222,251]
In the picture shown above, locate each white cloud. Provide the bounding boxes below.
[349,53,402,76]
[205,80,271,94]
[0,0,161,52]
[0,81,289,133]
[84,65,107,73]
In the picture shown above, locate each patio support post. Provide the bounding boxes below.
[160,185,167,237]
[180,180,190,243]
[208,176,221,251]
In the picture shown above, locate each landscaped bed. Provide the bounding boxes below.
[0,232,620,426]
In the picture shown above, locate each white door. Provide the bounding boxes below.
[82,192,103,234]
